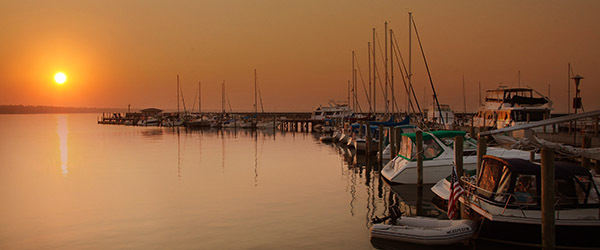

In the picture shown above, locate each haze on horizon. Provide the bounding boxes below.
[1,0,598,113]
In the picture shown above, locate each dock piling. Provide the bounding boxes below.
[541,147,556,250]
[416,131,423,187]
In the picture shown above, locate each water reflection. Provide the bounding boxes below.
[57,115,68,176]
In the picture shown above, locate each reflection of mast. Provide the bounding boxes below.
[254,131,258,186]
[177,127,181,179]
[221,129,225,173]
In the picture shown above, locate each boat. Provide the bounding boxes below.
[371,216,476,245]
[311,100,352,120]
[473,87,551,129]
[426,103,455,129]
[459,156,600,248]
[319,134,334,143]
[381,130,535,184]
[137,117,159,126]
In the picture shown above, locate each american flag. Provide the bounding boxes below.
[447,164,465,220]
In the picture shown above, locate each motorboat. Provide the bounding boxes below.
[473,87,551,129]
[311,101,352,120]
[381,130,535,184]
[459,156,600,248]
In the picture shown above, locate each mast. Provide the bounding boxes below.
[373,28,376,115]
[390,29,395,116]
[347,80,351,109]
[352,51,356,111]
[222,81,225,116]
[568,63,571,114]
[199,81,202,119]
[254,69,258,118]
[408,12,412,119]
[463,75,467,114]
[177,74,180,117]
[368,42,372,113]
[385,21,389,115]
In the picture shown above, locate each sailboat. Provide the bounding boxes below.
[162,75,185,127]
[187,81,211,128]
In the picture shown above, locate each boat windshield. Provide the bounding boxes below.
[439,137,477,151]
[398,136,444,160]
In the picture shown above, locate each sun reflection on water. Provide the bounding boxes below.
[57,115,68,176]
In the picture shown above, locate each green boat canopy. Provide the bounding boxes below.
[401,130,466,142]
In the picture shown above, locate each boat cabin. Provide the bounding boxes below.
[397,131,476,161]
[475,156,599,208]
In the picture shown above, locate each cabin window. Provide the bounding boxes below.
[514,174,537,205]
[477,159,505,199]
[494,166,512,203]
[574,175,593,204]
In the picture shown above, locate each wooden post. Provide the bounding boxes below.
[366,122,371,155]
[395,127,402,158]
[541,147,556,250]
[477,135,487,174]
[454,135,464,219]
[454,136,464,179]
[595,116,599,137]
[530,151,536,162]
[416,131,423,187]
[378,125,384,162]
[582,135,591,169]
[543,113,547,133]
[470,116,475,138]
[390,127,396,161]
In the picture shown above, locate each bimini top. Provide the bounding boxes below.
[483,156,592,179]
[401,130,466,141]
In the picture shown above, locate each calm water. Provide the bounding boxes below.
[0,114,445,250]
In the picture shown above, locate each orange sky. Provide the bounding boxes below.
[1,0,599,113]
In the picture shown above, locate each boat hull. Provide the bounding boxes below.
[371,217,475,245]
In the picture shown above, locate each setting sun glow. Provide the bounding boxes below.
[54,72,67,84]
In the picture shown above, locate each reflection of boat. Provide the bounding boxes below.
[381,131,534,184]
[460,156,600,248]
[371,216,475,245]
[473,87,551,129]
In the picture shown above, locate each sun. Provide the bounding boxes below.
[54,72,67,84]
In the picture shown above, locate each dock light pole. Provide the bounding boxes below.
[572,75,584,145]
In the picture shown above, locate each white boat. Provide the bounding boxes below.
[473,87,551,129]
[381,130,535,184]
[458,156,600,248]
[137,117,159,126]
[256,120,279,129]
[311,100,352,120]
[427,103,455,129]
[371,216,475,245]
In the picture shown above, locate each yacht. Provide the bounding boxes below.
[311,101,352,120]
[473,87,551,129]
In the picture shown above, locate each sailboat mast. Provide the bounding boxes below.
[372,28,376,115]
[352,51,356,112]
[568,63,571,114]
[408,12,412,118]
[390,29,395,116]
[254,69,258,117]
[385,21,389,115]
[463,75,467,114]
[368,42,372,113]
[222,81,225,115]
[198,81,201,116]
[177,74,180,116]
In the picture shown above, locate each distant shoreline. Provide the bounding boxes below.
[0,105,126,114]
